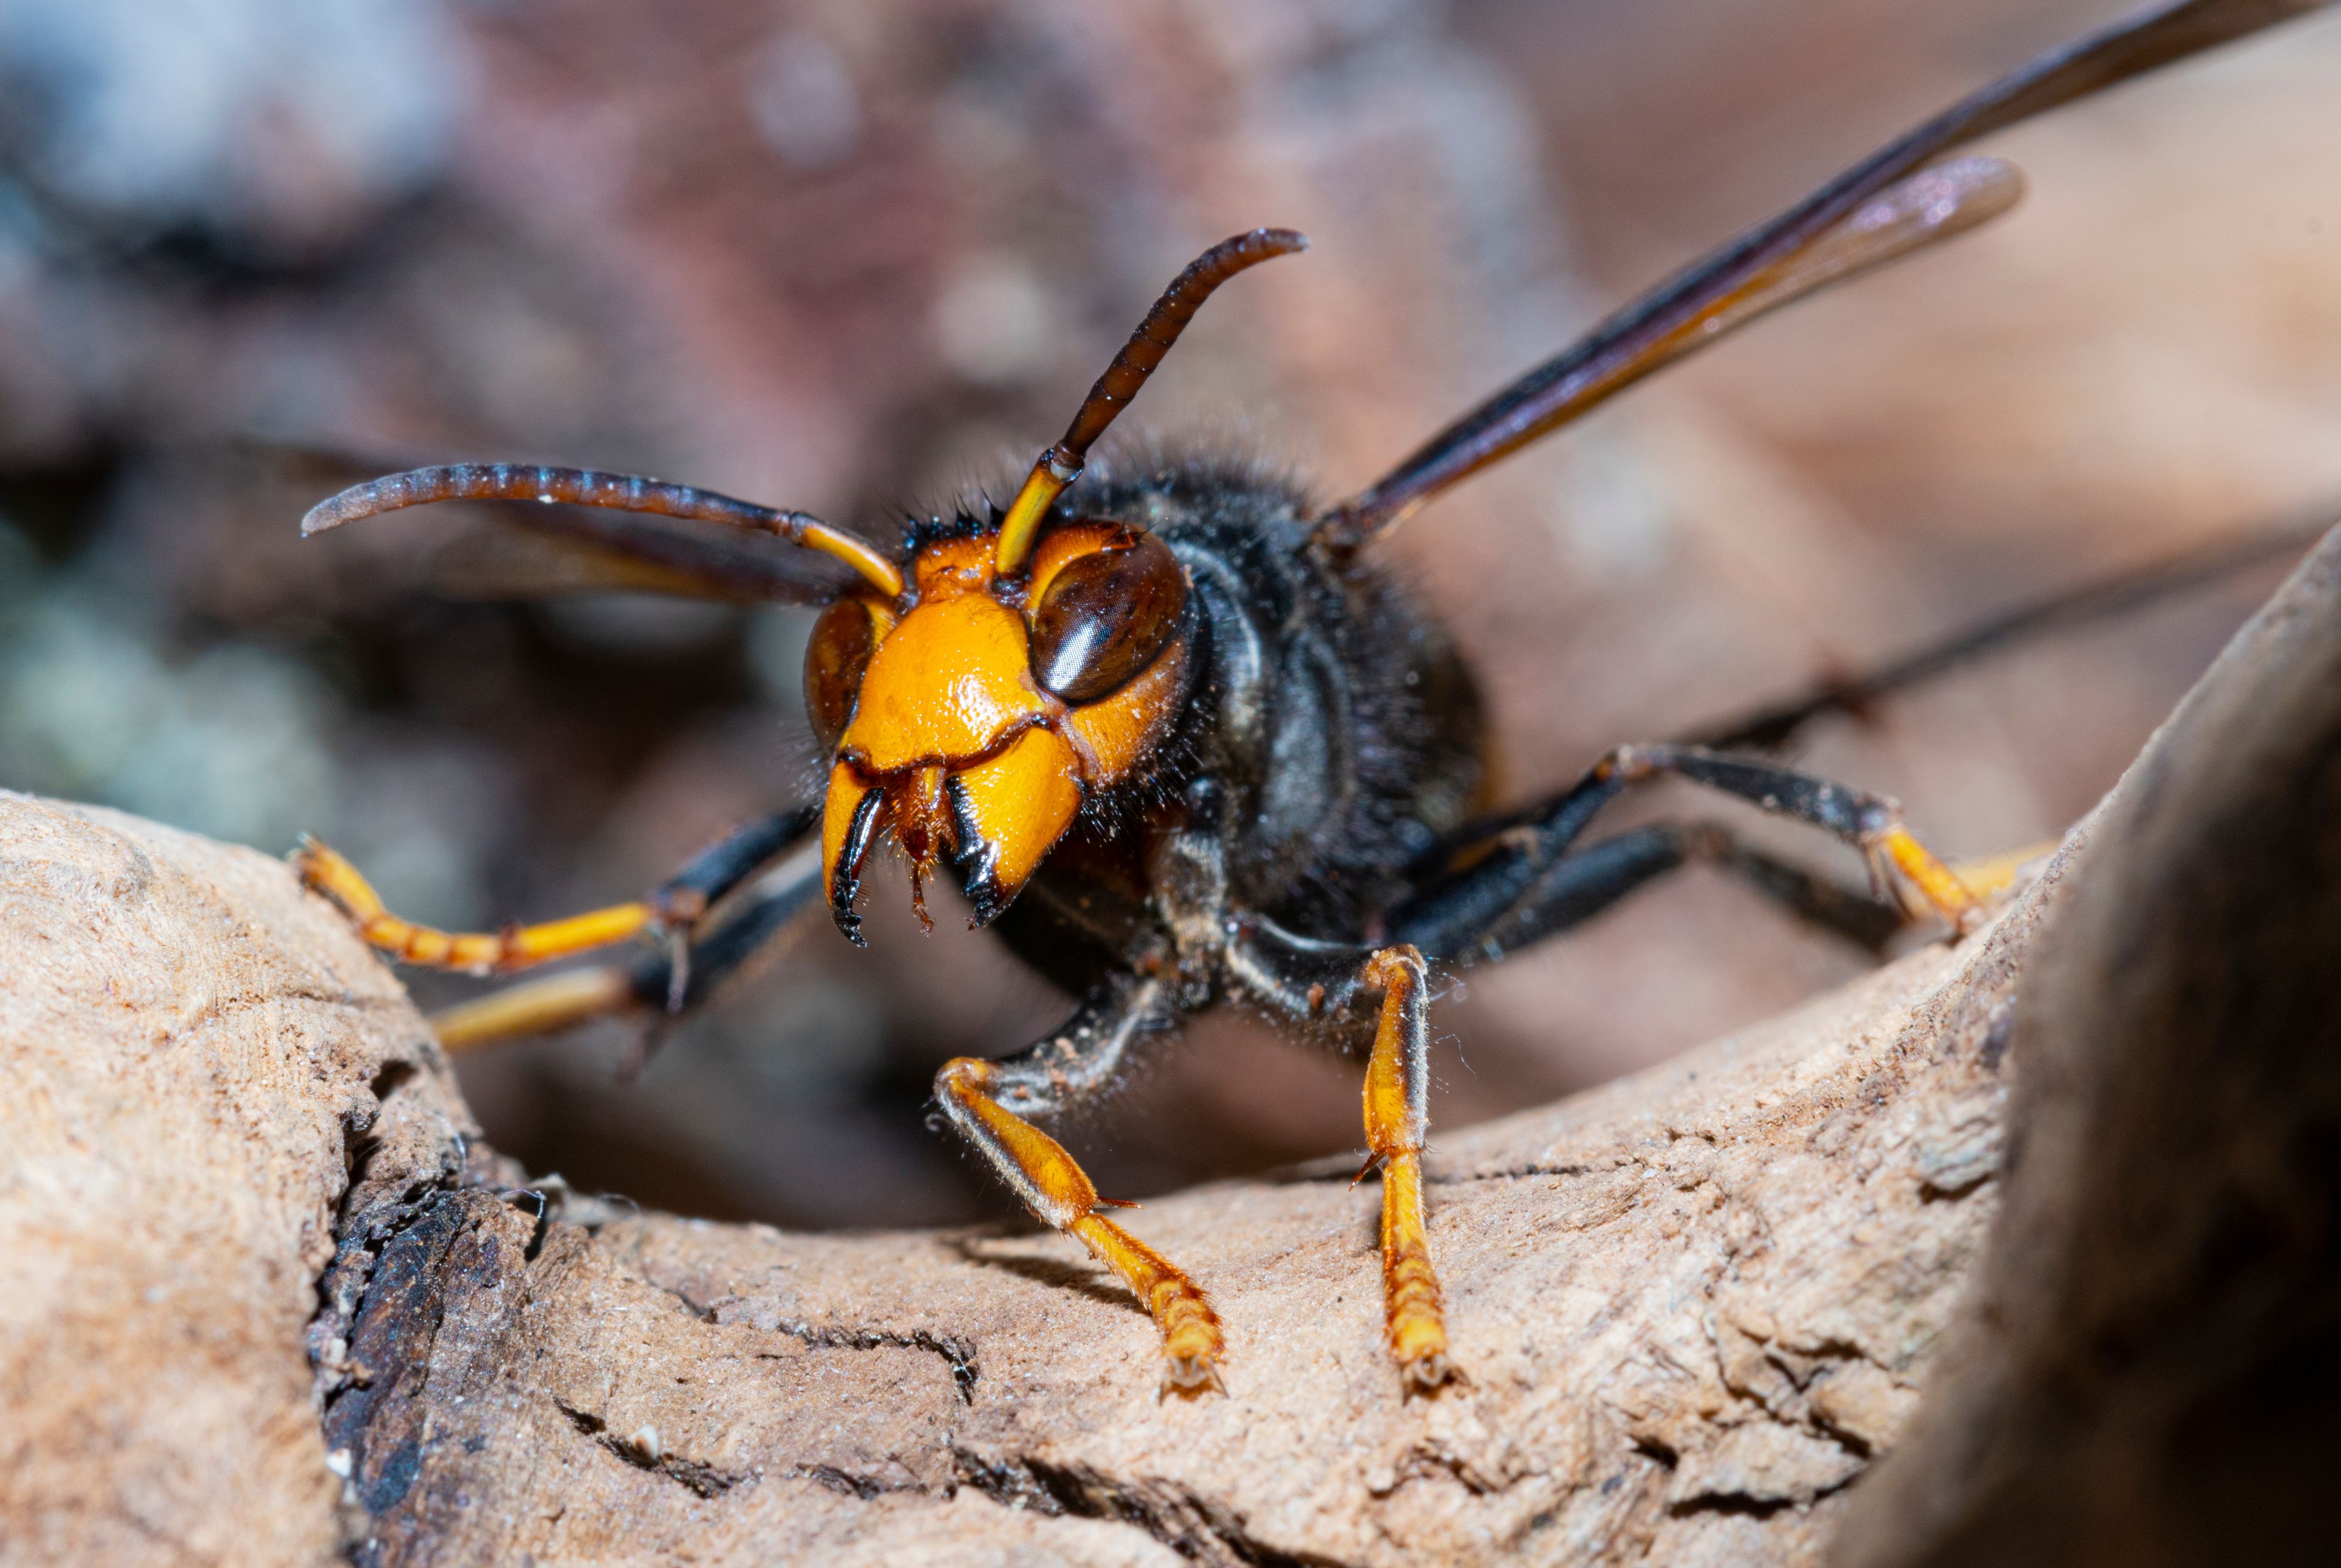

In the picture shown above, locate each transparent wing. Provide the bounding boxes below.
[418,495,872,605]
[1321,0,2336,543]
[1681,512,2332,752]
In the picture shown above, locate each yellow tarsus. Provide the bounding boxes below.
[1360,945,1454,1391]
[936,1056,1226,1392]
[1951,839,2061,900]
[428,967,636,1051]
[1872,824,1983,932]
[1379,1151,1450,1387]
[294,835,654,974]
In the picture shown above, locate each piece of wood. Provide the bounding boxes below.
[0,792,2044,1566]
[0,800,473,1568]
[6,527,2335,1566]
[1833,527,2341,1567]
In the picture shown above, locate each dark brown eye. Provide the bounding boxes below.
[804,598,877,750]
[1028,527,1187,704]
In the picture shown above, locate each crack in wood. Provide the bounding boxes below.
[555,1398,744,1500]
[770,1317,981,1403]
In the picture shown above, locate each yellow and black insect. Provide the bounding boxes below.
[293,0,2331,1395]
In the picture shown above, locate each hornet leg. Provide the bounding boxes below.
[1356,945,1452,1391]
[931,976,1225,1393]
[297,805,813,977]
[1392,818,1909,967]
[1206,928,1457,1390]
[427,831,823,1052]
[1390,743,1980,960]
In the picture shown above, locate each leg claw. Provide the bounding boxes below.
[1161,1352,1226,1398]
[1401,1350,1456,1395]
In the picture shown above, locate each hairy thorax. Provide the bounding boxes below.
[988,459,1485,994]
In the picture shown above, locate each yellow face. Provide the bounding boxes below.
[806,522,1193,940]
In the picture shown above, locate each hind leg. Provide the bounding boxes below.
[1391,743,1979,957]
[1391,817,1909,966]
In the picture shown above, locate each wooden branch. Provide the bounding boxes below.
[0,800,473,1567]
[0,807,2044,1566]
[1834,526,2341,1567]
[5,526,2335,1567]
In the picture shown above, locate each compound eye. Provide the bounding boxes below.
[804,598,878,752]
[1028,526,1187,704]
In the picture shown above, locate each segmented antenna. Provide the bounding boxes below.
[302,462,904,598]
[993,228,1308,576]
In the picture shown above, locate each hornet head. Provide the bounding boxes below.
[808,519,1196,942]
[805,228,1307,942]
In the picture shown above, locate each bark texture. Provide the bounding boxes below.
[0,793,2035,1566]
[1832,528,2341,1566]
[4,531,2337,1567]
[0,801,473,1567]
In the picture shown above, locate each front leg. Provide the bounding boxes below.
[426,832,824,1052]
[930,975,1225,1392]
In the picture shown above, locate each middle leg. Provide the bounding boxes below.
[1356,945,1453,1391]
[1213,925,1458,1391]
[297,804,813,980]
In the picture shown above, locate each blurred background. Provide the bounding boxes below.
[1,0,2335,1227]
